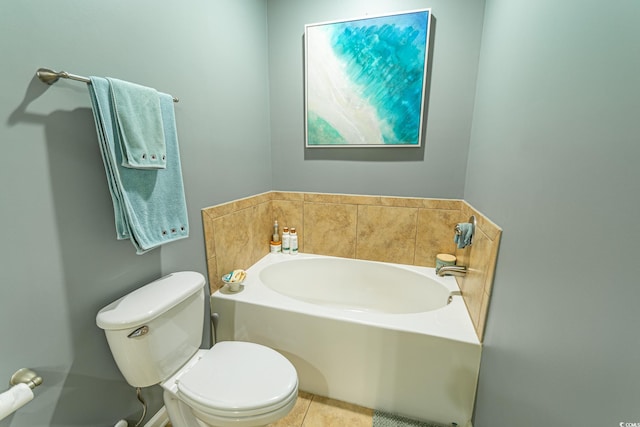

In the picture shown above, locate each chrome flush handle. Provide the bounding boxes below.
[127,326,149,338]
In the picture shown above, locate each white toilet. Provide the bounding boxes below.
[96,271,298,427]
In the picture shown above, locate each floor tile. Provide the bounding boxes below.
[268,391,313,427]
[301,395,373,427]
[166,392,373,427]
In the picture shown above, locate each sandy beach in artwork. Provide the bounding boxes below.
[306,28,384,145]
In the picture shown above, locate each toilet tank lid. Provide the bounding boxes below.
[96,271,206,331]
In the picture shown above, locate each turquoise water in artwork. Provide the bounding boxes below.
[307,111,348,145]
[306,11,429,146]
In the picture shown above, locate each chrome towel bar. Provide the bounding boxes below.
[36,67,179,102]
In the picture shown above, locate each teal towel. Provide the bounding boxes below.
[454,223,474,249]
[107,77,166,169]
[89,77,189,254]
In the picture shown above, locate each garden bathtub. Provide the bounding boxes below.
[211,253,481,426]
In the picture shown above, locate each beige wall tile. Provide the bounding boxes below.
[205,194,273,291]
[272,191,305,201]
[273,199,304,251]
[201,206,215,217]
[415,209,460,267]
[202,191,501,342]
[250,191,274,205]
[421,198,462,210]
[356,205,418,265]
[232,191,271,211]
[303,192,381,206]
[456,228,491,330]
[304,203,357,258]
[455,242,471,276]
[212,207,258,289]
[250,201,273,262]
[380,196,425,208]
[462,201,501,241]
[482,230,501,296]
[303,193,344,204]
[206,255,219,293]
[477,290,490,342]
[203,201,238,219]
[202,210,216,260]
[301,192,373,205]
[338,194,381,205]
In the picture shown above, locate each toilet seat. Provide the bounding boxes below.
[176,341,298,419]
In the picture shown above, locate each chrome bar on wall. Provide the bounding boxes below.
[36,67,179,102]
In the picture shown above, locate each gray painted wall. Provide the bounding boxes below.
[466,0,640,425]
[4,0,636,426]
[268,0,485,198]
[0,1,270,426]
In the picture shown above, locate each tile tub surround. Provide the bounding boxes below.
[202,191,501,341]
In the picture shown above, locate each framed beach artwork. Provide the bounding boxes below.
[304,9,431,148]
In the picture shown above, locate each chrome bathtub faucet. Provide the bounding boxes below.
[436,265,468,277]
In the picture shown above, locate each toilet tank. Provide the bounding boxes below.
[96,271,206,387]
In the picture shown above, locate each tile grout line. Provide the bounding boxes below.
[299,393,315,427]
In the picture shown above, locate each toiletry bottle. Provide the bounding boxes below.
[282,227,290,254]
[270,240,281,253]
[270,220,281,253]
[289,227,298,255]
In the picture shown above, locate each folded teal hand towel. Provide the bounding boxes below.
[454,223,474,249]
[107,77,166,169]
[89,77,188,254]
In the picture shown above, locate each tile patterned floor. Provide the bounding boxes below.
[166,391,374,426]
[269,392,373,427]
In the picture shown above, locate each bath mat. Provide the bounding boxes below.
[372,410,449,427]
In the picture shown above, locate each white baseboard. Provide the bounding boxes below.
[144,406,169,427]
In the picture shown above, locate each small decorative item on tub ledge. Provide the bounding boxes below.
[435,253,456,271]
[222,269,246,292]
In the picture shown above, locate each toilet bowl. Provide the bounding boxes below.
[163,343,298,427]
[96,271,298,427]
